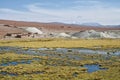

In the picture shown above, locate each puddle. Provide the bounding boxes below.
[0,60,32,66]
[72,64,107,77]
[55,48,120,55]
[78,49,120,55]
[0,58,40,67]
[0,58,42,76]
[0,47,120,56]
[0,46,119,61]
[83,64,107,73]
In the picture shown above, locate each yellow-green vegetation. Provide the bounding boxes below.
[0,38,120,80]
[0,53,40,64]
[0,38,120,49]
[0,52,119,80]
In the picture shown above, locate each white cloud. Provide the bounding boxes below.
[0,1,120,25]
[74,0,101,5]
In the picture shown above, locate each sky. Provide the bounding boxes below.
[0,0,120,25]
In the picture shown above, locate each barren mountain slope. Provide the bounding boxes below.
[0,25,26,36]
[0,20,119,32]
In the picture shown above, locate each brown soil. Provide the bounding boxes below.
[0,19,119,37]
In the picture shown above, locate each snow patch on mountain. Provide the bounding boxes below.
[81,23,102,27]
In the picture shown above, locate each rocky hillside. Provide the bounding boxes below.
[0,19,120,39]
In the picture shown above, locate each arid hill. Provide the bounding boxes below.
[0,19,119,31]
[0,19,120,38]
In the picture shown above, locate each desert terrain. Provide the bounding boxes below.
[0,19,120,39]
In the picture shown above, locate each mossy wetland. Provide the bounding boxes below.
[0,39,120,80]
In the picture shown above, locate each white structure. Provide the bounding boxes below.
[59,33,71,37]
[24,27,43,34]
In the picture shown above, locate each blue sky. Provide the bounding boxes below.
[0,0,120,25]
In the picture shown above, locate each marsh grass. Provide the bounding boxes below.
[0,52,119,80]
[0,38,120,49]
[0,38,120,80]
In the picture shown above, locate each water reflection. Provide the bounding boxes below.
[83,64,107,73]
